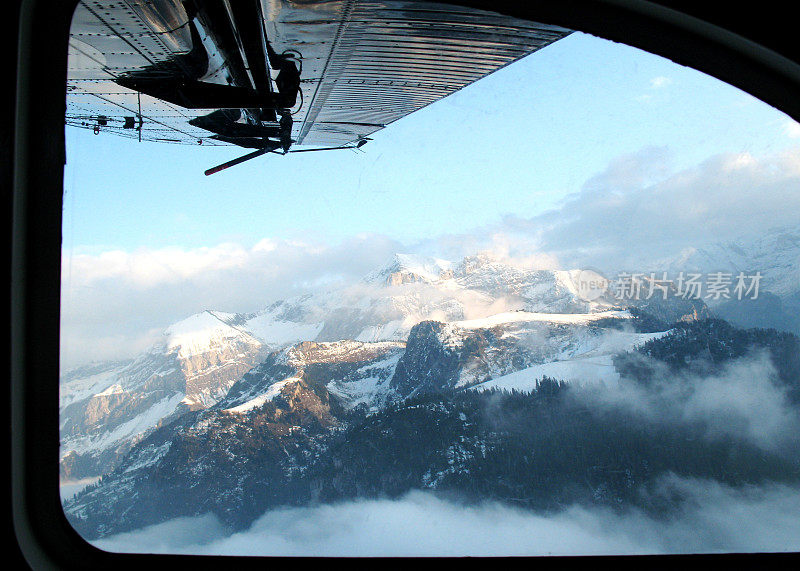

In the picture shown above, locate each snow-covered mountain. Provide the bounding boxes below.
[60,309,314,479]
[653,225,800,333]
[217,339,405,414]
[59,252,700,480]
[64,306,675,537]
[366,253,455,285]
[209,309,649,421]
[61,243,800,541]
[656,225,800,299]
[261,253,624,343]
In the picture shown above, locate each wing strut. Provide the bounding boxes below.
[204,148,270,176]
[204,138,369,175]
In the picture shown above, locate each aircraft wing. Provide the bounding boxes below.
[67,0,571,149]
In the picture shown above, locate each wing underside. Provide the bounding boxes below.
[67,0,571,149]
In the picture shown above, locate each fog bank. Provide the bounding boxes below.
[94,476,800,557]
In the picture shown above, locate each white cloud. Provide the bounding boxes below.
[582,352,800,452]
[680,358,798,449]
[60,235,402,368]
[409,145,800,276]
[93,480,800,556]
[650,76,672,89]
[491,146,800,271]
[784,119,800,139]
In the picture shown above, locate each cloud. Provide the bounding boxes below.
[784,119,800,139]
[582,352,800,453]
[60,235,402,368]
[680,357,799,449]
[650,76,672,89]
[93,479,800,556]
[484,146,800,271]
[410,145,800,274]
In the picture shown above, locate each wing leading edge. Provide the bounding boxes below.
[66,0,571,151]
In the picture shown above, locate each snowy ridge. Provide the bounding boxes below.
[455,309,631,329]
[472,329,669,392]
[224,378,299,414]
[164,310,260,358]
[657,224,800,299]
[366,253,453,284]
[217,339,407,414]
[285,340,405,366]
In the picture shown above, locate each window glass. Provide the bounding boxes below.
[61,2,800,556]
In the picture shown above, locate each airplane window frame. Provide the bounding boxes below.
[10,0,800,566]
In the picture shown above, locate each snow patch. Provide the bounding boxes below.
[244,310,324,348]
[326,353,402,410]
[61,393,185,455]
[224,378,298,414]
[95,384,125,397]
[165,311,260,359]
[455,310,631,330]
[60,364,128,407]
[473,329,669,391]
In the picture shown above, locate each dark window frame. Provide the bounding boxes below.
[9,0,800,567]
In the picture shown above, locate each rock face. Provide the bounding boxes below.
[391,321,491,398]
[59,311,269,479]
[216,339,406,414]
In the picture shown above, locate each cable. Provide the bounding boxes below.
[290,87,304,115]
[281,49,303,74]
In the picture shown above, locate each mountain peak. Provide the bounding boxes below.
[163,310,260,359]
[367,253,454,285]
[455,252,507,274]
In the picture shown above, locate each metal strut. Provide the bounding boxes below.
[204,138,369,175]
[204,148,270,176]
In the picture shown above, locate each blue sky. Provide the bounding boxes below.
[60,31,800,367]
[62,31,800,253]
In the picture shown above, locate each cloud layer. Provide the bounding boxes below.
[579,352,800,453]
[61,146,800,368]
[93,478,800,556]
[60,235,401,368]
[482,146,800,270]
